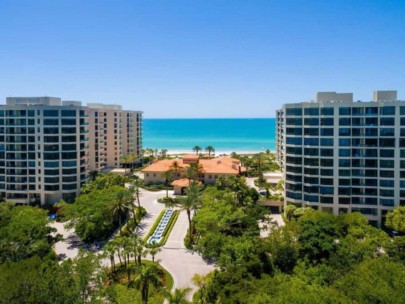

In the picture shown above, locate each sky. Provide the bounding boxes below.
[0,0,404,118]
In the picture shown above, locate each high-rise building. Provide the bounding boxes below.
[276,90,404,226]
[87,104,142,171]
[0,97,142,205]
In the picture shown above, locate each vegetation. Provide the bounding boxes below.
[192,203,405,304]
[59,174,145,243]
[385,206,405,233]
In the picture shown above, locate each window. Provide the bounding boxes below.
[286,108,302,116]
[380,106,395,115]
[380,180,394,187]
[339,118,351,126]
[380,149,394,158]
[44,110,59,117]
[339,107,351,115]
[339,149,350,157]
[304,108,319,116]
[61,110,76,117]
[321,138,333,146]
[320,128,333,136]
[320,149,333,157]
[380,128,395,136]
[304,138,319,146]
[321,107,334,115]
[380,117,395,126]
[339,128,351,136]
[320,118,334,126]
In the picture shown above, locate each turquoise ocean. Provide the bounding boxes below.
[142,118,276,153]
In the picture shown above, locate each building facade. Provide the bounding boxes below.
[0,97,142,205]
[276,91,404,226]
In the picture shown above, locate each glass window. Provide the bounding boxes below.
[339,159,350,167]
[339,149,350,157]
[321,107,334,115]
[339,138,350,146]
[380,180,394,187]
[286,108,302,116]
[304,118,319,126]
[61,110,76,117]
[321,138,333,146]
[320,128,333,136]
[380,128,395,136]
[339,118,351,126]
[320,158,333,167]
[339,128,351,136]
[320,149,333,157]
[380,106,395,115]
[379,138,395,147]
[286,137,302,145]
[304,128,319,136]
[304,138,319,146]
[304,108,319,116]
[321,169,333,176]
[44,119,59,126]
[44,110,59,117]
[339,107,351,115]
[380,149,394,158]
[380,117,395,126]
[380,159,394,168]
[320,118,334,126]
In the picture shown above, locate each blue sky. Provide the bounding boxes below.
[0,0,404,118]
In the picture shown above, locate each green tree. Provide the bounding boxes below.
[192,145,202,155]
[205,146,215,158]
[132,264,163,304]
[178,181,201,242]
[385,206,405,233]
[109,189,132,229]
[335,257,405,303]
[164,288,191,304]
[0,204,57,263]
[147,242,162,263]
[284,204,297,221]
[162,170,174,198]
[297,211,338,263]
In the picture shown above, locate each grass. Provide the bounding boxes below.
[144,209,180,247]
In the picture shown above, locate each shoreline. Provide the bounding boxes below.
[163,149,275,156]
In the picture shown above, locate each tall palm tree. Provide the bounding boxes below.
[192,145,202,155]
[160,149,168,159]
[103,241,116,272]
[177,181,201,242]
[147,242,162,263]
[205,146,215,158]
[162,170,174,198]
[170,160,181,179]
[132,264,163,304]
[109,190,132,228]
[129,179,142,210]
[164,288,192,304]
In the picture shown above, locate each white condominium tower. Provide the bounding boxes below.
[276,90,404,226]
[0,97,142,205]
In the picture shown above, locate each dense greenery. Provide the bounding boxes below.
[0,203,58,263]
[59,173,144,242]
[191,186,405,304]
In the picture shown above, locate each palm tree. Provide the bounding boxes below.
[147,242,162,263]
[129,179,142,210]
[160,149,168,159]
[103,241,116,272]
[170,160,181,179]
[164,288,191,304]
[205,146,215,158]
[88,170,99,182]
[192,145,202,155]
[132,264,163,304]
[177,181,201,242]
[162,170,174,198]
[109,190,132,229]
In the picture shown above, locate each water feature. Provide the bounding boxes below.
[147,209,174,244]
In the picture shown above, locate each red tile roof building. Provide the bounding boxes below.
[142,155,245,185]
